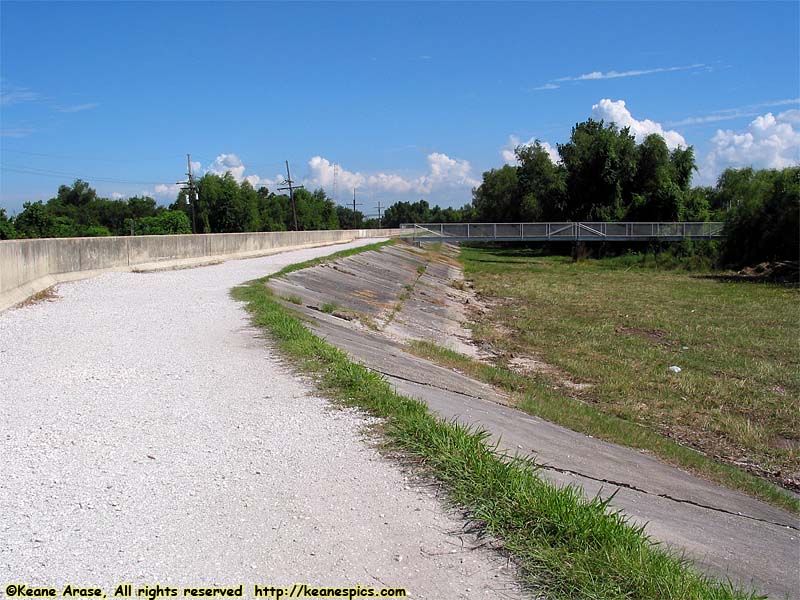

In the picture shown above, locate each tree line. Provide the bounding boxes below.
[2,118,797,267]
[0,172,387,240]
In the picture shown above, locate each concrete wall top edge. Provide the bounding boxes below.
[0,229,404,311]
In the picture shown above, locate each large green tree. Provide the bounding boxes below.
[721,166,799,265]
[557,119,638,221]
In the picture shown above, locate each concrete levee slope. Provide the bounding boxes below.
[0,229,403,312]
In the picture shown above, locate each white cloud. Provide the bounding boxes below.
[500,135,560,165]
[153,183,182,198]
[666,98,799,127]
[0,84,39,106]
[591,98,687,149]
[206,153,247,182]
[111,192,124,200]
[417,152,480,193]
[557,63,705,82]
[56,102,99,113]
[697,110,800,184]
[202,153,280,188]
[307,156,366,194]
[145,151,478,204]
[532,83,560,91]
[306,153,479,197]
[0,127,34,138]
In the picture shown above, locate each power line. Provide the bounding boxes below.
[0,164,165,185]
[277,160,304,231]
[0,148,192,163]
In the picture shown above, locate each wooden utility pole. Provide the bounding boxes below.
[351,187,363,229]
[176,153,198,233]
[375,199,384,228]
[278,160,304,231]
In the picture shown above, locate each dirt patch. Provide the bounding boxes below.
[772,436,800,451]
[698,261,799,285]
[507,355,592,392]
[615,326,674,346]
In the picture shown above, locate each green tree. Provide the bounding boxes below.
[515,142,567,220]
[14,201,61,238]
[136,211,192,235]
[336,206,365,229]
[721,167,800,266]
[471,165,520,221]
[0,208,17,239]
[558,119,638,220]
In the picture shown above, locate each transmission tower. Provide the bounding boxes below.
[277,160,304,231]
[332,163,338,204]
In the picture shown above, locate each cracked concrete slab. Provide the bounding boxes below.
[270,242,800,599]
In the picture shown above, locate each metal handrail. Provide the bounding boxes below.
[402,222,725,241]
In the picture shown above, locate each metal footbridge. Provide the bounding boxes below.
[401,222,725,242]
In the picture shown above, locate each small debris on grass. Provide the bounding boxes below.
[668,365,682,373]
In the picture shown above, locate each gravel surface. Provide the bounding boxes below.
[0,240,523,599]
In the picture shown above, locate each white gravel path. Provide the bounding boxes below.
[0,240,522,599]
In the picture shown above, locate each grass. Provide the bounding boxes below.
[231,243,762,600]
[452,245,799,513]
[321,301,339,314]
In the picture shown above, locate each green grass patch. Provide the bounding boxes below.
[321,301,338,314]
[231,244,762,600]
[455,245,800,513]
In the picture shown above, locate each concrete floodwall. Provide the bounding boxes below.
[0,229,404,312]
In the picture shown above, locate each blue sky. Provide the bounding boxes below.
[1,1,798,214]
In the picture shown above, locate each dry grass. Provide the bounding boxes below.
[18,286,60,307]
[458,246,799,509]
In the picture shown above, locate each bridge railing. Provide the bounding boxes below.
[400,222,725,241]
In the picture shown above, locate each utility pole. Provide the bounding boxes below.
[278,160,304,231]
[351,187,363,229]
[375,199,384,229]
[176,153,198,233]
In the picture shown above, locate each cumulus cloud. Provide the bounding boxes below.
[306,153,478,197]
[306,156,367,193]
[153,183,182,198]
[201,153,280,188]
[417,152,480,193]
[206,153,247,182]
[147,151,478,203]
[591,98,687,149]
[500,135,560,165]
[697,109,800,184]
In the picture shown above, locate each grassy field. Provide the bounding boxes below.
[452,245,799,511]
[231,242,761,600]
